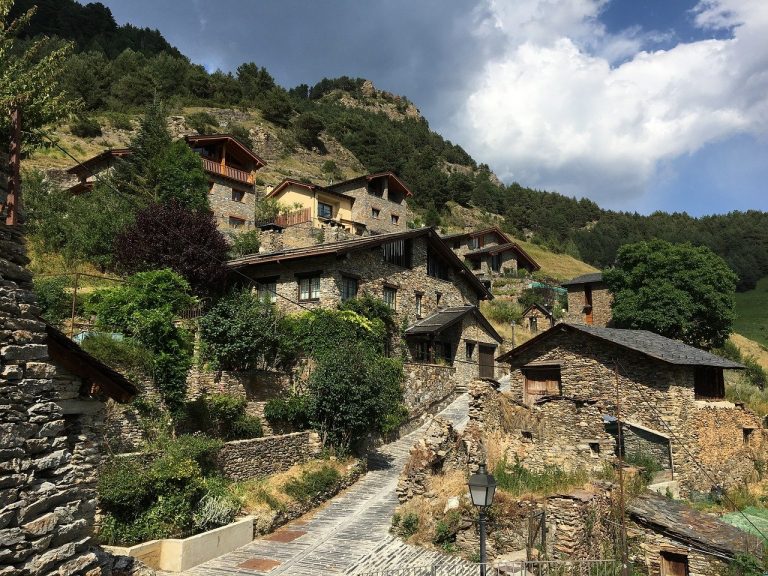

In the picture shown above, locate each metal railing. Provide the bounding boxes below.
[353,560,626,576]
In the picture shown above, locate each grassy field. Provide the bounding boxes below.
[510,237,599,282]
[734,277,768,348]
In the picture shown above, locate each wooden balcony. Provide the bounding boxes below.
[275,207,312,227]
[201,157,254,185]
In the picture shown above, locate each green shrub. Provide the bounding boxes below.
[228,122,253,149]
[70,115,102,137]
[229,230,261,259]
[483,299,522,324]
[432,510,461,545]
[33,276,71,324]
[107,112,134,131]
[396,512,419,538]
[283,465,341,503]
[185,394,263,440]
[744,357,768,390]
[186,111,218,134]
[193,479,242,531]
[494,458,587,496]
[264,395,311,430]
[81,334,154,382]
[623,451,664,485]
[728,552,766,576]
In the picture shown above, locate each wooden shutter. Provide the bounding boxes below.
[479,345,495,378]
[524,368,561,405]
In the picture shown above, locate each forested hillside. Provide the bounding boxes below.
[15,0,768,290]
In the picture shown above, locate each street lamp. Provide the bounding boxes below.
[468,463,496,576]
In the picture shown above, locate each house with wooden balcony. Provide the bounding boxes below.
[261,179,366,235]
[184,134,266,231]
[64,133,266,233]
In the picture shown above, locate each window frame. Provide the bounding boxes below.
[383,285,397,310]
[228,216,246,229]
[391,214,400,225]
[371,207,381,219]
[341,275,359,301]
[256,277,278,303]
[231,188,246,202]
[318,201,334,219]
[298,274,322,302]
[415,292,423,318]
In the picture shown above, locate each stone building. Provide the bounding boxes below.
[627,493,761,575]
[1,224,138,575]
[520,303,555,333]
[496,323,762,495]
[65,133,266,233]
[440,227,540,284]
[228,228,504,395]
[562,272,611,326]
[261,171,413,237]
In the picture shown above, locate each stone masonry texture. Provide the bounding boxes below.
[503,329,766,495]
[565,283,612,327]
[0,225,103,576]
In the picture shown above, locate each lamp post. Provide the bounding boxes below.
[468,463,496,576]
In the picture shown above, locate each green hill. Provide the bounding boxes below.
[734,277,768,347]
[16,0,768,291]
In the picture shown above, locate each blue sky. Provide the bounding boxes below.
[96,0,768,217]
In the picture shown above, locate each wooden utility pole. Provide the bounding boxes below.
[69,273,80,338]
[615,362,629,576]
[6,106,22,225]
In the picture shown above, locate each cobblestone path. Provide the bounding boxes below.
[183,393,474,576]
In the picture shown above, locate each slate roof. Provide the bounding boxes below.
[628,493,761,558]
[45,325,138,403]
[463,242,541,271]
[561,272,603,286]
[227,227,493,300]
[404,305,503,342]
[521,303,554,318]
[497,323,744,369]
[265,178,356,201]
[439,226,511,243]
[326,171,414,197]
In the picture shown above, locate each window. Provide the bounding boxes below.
[368,178,384,196]
[299,275,321,301]
[383,239,412,267]
[589,442,600,458]
[453,240,460,249]
[523,367,561,405]
[521,430,533,440]
[471,259,481,271]
[466,342,475,360]
[231,188,245,202]
[435,291,442,308]
[371,207,381,218]
[415,293,423,318]
[491,254,502,272]
[391,214,399,225]
[318,201,333,219]
[427,249,450,281]
[383,286,397,310]
[744,428,755,445]
[529,316,538,332]
[341,276,358,301]
[229,216,245,228]
[694,367,725,399]
[256,278,277,303]
[414,341,429,362]
[469,237,479,250]
[435,341,453,364]
[661,552,689,576]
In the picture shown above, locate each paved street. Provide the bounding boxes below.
[182,393,475,576]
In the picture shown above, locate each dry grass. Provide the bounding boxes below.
[510,237,599,282]
[733,333,768,372]
[232,457,355,513]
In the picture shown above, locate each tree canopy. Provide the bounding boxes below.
[604,240,738,349]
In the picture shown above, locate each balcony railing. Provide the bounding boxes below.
[274,207,312,227]
[201,157,254,185]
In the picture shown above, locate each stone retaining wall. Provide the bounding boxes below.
[215,431,322,481]
[402,363,457,420]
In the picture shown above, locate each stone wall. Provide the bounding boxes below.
[468,381,616,474]
[547,490,615,561]
[214,431,322,481]
[565,284,612,326]
[621,425,672,471]
[505,329,767,494]
[0,226,103,575]
[402,363,458,420]
[209,178,257,231]
[331,179,409,235]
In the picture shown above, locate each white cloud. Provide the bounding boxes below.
[455,0,768,203]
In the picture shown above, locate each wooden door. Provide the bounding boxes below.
[584,284,594,325]
[661,552,688,576]
[479,345,495,379]
[524,368,561,405]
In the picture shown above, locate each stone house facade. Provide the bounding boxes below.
[65,133,266,234]
[496,323,762,495]
[326,172,412,234]
[228,228,503,389]
[1,224,137,576]
[562,272,611,326]
[520,303,555,333]
[440,227,540,284]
